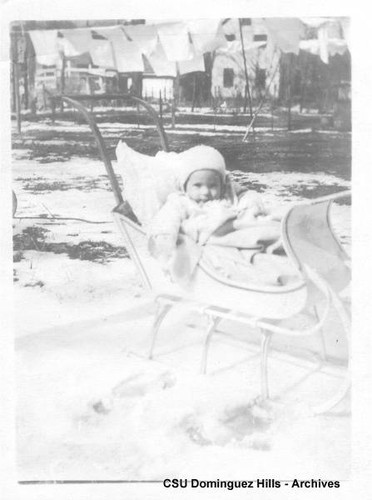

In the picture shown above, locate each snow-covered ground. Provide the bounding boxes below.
[12,122,351,482]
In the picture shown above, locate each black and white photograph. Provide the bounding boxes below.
[0,1,370,498]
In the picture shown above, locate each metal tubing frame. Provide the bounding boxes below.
[46,94,174,358]
[200,315,222,375]
[51,93,169,206]
[260,329,273,400]
[281,190,351,272]
[310,284,350,415]
[112,211,152,291]
[313,305,328,362]
[200,264,349,414]
[148,299,174,360]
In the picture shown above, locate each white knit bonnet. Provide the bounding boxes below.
[176,145,226,191]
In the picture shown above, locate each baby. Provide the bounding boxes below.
[148,145,295,286]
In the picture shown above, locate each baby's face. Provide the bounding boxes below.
[185,169,223,204]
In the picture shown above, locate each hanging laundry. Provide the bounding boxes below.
[326,20,343,39]
[157,22,194,62]
[89,39,115,68]
[113,39,144,72]
[96,27,144,72]
[340,18,350,47]
[299,38,348,60]
[147,40,177,77]
[178,55,205,75]
[300,17,329,28]
[186,19,227,55]
[59,29,93,57]
[221,18,240,37]
[264,18,303,55]
[327,39,348,57]
[318,23,329,64]
[252,18,268,39]
[217,38,266,75]
[299,40,320,56]
[123,24,158,57]
[29,30,60,66]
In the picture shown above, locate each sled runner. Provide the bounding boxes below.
[54,93,351,415]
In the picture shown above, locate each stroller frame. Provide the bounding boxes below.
[55,93,351,415]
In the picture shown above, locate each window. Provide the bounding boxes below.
[253,34,267,42]
[223,68,234,88]
[255,68,266,90]
[240,18,252,26]
[225,34,236,41]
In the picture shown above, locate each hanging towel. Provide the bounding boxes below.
[89,39,115,68]
[326,20,343,39]
[299,39,320,56]
[29,30,60,66]
[327,39,348,57]
[123,24,159,57]
[157,22,194,62]
[59,29,93,56]
[96,27,144,72]
[113,39,144,73]
[186,19,227,55]
[147,40,177,77]
[264,18,304,55]
[300,38,348,61]
[340,18,350,47]
[318,23,329,64]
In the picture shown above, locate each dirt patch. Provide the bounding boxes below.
[13,226,51,253]
[13,226,128,263]
[22,175,121,194]
[23,181,73,192]
[12,123,351,186]
[283,184,351,202]
[45,240,128,262]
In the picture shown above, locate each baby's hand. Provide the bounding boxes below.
[238,193,267,218]
[148,235,175,266]
[236,207,261,223]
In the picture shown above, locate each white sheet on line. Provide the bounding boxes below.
[186,19,227,54]
[123,24,158,57]
[328,39,348,57]
[59,29,93,56]
[147,40,177,77]
[157,22,194,62]
[318,23,329,64]
[340,18,350,47]
[299,38,348,61]
[264,18,304,55]
[89,39,115,68]
[29,30,60,66]
[96,27,144,72]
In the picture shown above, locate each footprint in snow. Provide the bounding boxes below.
[180,400,274,448]
[89,370,176,414]
[111,370,176,398]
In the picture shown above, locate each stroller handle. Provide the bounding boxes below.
[50,93,169,205]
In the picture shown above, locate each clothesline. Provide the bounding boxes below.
[26,18,349,75]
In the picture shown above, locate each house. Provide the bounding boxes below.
[12,18,350,117]
[211,17,350,116]
[211,18,281,105]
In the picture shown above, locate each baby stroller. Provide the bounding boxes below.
[55,94,351,415]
